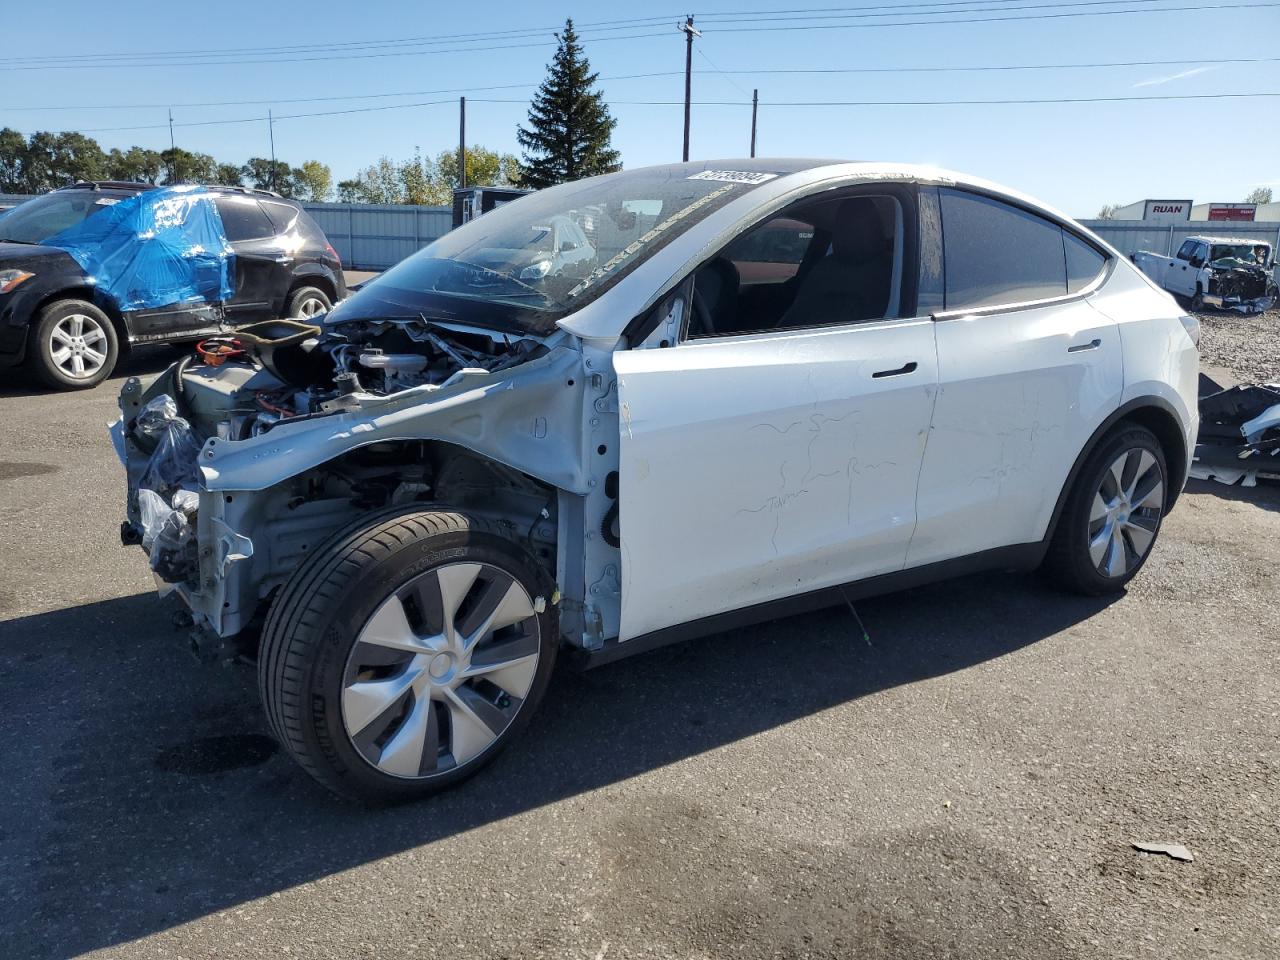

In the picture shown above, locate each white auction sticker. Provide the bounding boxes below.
[687,170,778,185]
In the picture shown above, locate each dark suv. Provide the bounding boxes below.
[0,181,345,389]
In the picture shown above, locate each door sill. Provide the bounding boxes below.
[571,542,1049,669]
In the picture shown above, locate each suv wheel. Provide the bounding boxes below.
[259,508,558,803]
[28,299,119,390]
[286,285,332,320]
[1043,425,1167,595]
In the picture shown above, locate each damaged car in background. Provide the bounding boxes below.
[1133,236,1277,314]
[0,181,343,390]
[114,160,1200,803]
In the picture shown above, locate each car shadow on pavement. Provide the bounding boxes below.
[0,573,1115,959]
[0,344,178,398]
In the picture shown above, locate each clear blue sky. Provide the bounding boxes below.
[3,0,1277,216]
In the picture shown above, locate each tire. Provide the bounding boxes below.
[1042,424,1168,596]
[259,507,558,803]
[27,299,119,390]
[1189,285,1205,312]
[286,285,331,321]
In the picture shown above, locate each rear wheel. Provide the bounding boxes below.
[286,285,331,320]
[27,299,119,390]
[1043,425,1167,595]
[259,508,558,803]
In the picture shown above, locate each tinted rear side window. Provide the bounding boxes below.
[940,188,1066,309]
[215,197,274,241]
[1065,232,1107,293]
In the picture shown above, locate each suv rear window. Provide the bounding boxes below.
[215,197,273,241]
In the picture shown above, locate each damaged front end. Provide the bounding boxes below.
[113,315,594,646]
[1203,261,1277,314]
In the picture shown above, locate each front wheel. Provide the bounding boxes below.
[27,299,119,390]
[259,508,558,803]
[1042,425,1168,595]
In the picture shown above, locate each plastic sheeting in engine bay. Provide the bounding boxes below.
[43,185,234,311]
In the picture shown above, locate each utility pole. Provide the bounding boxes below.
[750,89,758,158]
[679,15,700,162]
[268,109,277,192]
[168,108,175,151]
[458,97,467,190]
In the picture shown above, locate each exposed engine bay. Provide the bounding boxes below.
[184,316,548,437]
[114,310,616,655]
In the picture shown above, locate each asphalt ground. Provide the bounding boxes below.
[1,342,1278,960]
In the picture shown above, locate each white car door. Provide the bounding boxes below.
[613,316,938,641]
[1166,240,1200,298]
[906,188,1124,567]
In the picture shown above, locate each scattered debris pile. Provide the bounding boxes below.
[1192,383,1280,486]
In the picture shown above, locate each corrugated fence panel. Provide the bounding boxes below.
[1081,220,1280,261]
[299,202,451,270]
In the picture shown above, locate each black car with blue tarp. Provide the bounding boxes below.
[0,181,345,389]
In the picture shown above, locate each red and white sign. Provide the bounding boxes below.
[1143,200,1191,222]
[1207,203,1257,222]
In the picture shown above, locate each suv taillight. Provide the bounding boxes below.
[326,242,341,266]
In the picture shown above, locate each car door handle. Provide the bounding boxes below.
[273,256,294,264]
[872,361,918,378]
[1067,338,1102,353]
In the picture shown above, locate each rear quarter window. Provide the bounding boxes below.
[1064,232,1108,293]
[939,188,1067,310]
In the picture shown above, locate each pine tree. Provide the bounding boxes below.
[517,19,621,188]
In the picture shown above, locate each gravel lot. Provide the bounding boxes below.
[1196,306,1280,386]
[1,343,1278,960]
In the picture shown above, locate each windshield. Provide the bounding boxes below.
[0,190,132,244]
[328,163,794,334]
[1209,243,1269,267]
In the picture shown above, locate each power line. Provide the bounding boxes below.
[4,72,685,112]
[10,55,1275,113]
[0,16,681,66]
[695,0,1235,24]
[4,1,1271,71]
[73,90,1280,134]
[704,0,1280,32]
[0,30,672,72]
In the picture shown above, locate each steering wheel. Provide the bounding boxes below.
[689,284,715,337]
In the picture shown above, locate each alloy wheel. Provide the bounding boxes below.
[1088,448,1164,579]
[341,561,541,779]
[49,313,109,380]
[296,296,327,319]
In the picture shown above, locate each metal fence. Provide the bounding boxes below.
[299,202,451,270]
[0,193,449,271]
[4,192,1278,274]
[1080,219,1280,260]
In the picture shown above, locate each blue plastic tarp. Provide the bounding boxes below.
[44,185,234,312]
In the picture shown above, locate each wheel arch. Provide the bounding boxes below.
[1043,397,1189,545]
[287,271,336,303]
[33,286,129,350]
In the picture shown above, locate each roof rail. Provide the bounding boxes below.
[210,185,284,199]
[57,180,154,192]
[53,180,284,199]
